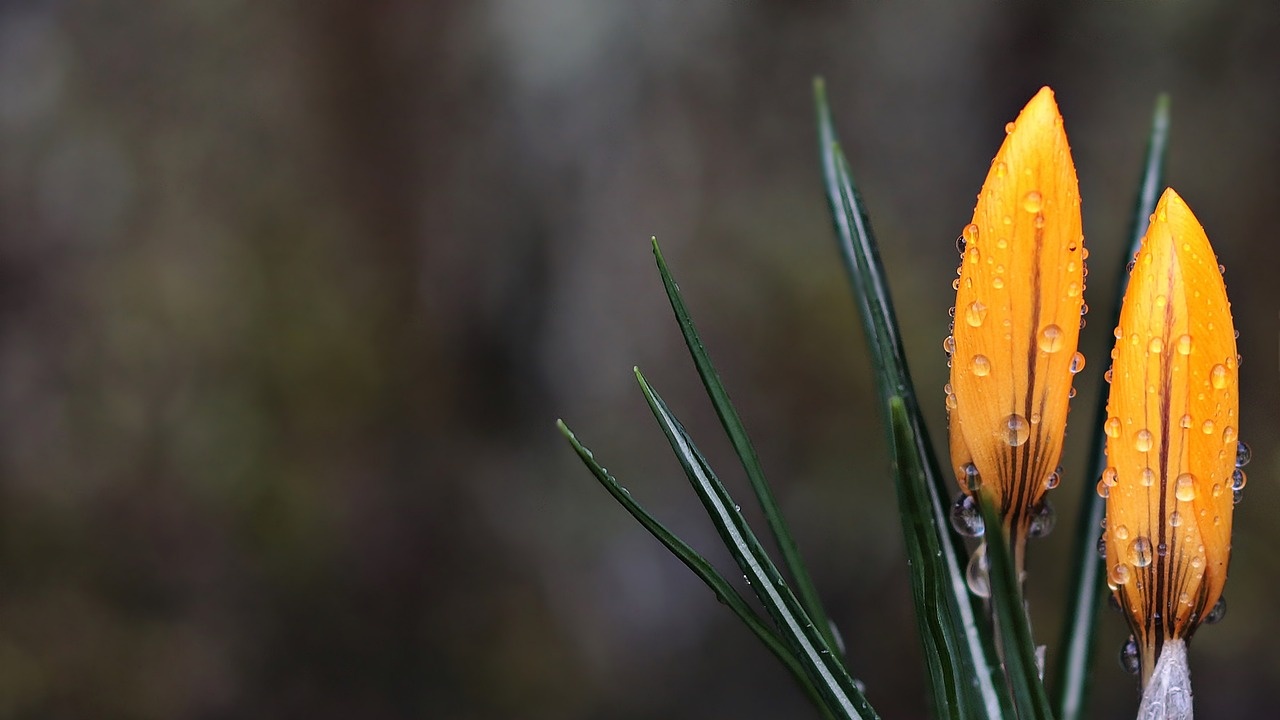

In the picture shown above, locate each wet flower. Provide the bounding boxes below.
[946,87,1085,558]
[1103,188,1239,696]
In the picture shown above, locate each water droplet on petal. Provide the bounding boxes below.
[1236,440,1252,467]
[943,335,956,354]
[1169,511,1183,527]
[1069,351,1086,374]
[1231,468,1247,491]
[1179,414,1193,429]
[1045,467,1062,490]
[1176,334,1193,355]
[1096,480,1110,498]
[1175,473,1196,501]
[1119,636,1140,674]
[1134,429,1153,452]
[1130,537,1153,568]
[966,544,991,598]
[1114,524,1130,541]
[950,493,985,537]
[1038,324,1064,353]
[1101,467,1118,487]
[1096,533,1107,558]
[1138,468,1155,487]
[1205,596,1227,624]
[965,301,988,327]
[1023,190,1043,213]
[1222,425,1237,444]
[1004,121,1016,135]
[1110,562,1132,586]
[971,354,991,376]
[1201,419,1215,435]
[1104,418,1122,438]
[1028,502,1055,538]
[1002,414,1030,446]
[1211,363,1229,389]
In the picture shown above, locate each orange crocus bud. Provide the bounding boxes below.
[1103,188,1240,703]
[946,87,1085,566]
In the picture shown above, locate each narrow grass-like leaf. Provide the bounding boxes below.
[1052,94,1170,720]
[650,237,837,652]
[815,77,1006,720]
[886,397,989,720]
[635,368,878,720]
[977,492,1056,720]
[556,420,835,716]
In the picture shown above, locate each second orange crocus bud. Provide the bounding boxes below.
[1102,189,1241,708]
[946,87,1086,571]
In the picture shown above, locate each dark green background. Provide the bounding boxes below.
[0,2,1274,718]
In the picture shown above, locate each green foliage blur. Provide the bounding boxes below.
[0,2,1275,719]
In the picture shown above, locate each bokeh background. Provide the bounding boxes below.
[0,2,1276,718]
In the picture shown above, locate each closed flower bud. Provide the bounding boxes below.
[1104,188,1238,694]
[947,87,1085,557]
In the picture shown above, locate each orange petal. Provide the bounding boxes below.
[947,87,1085,538]
[1103,188,1238,683]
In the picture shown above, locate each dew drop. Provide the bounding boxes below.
[1201,419,1215,435]
[994,161,1007,178]
[1038,324,1064,353]
[1069,351,1085,374]
[943,335,956,354]
[1028,502,1055,538]
[1104,417,1122,438]
[1175,473,1196,501]
[1148,337,1164,354]
[1212,483,1224,498]
[950,493,985,537]
[952,278,960,290]
[965,301,988,327]
[1110,562,1132,586]
[1114,524,1130,541]
[1095,480,1110,498]
[1005,121,1016,135]
[966,544,991,598]
[1045,466,1062,490]
[1169,510,1183,527]
[1096,533,1107,558]
[1236,440,1252,467]
[1210,363,1229,389]
[1231,468,1247,492]
[1176,334,1193,355]
[1104,368,1114,384]
[992,277,1004,289]
[955,235,967,255]
[1222,425,1237,444]
[1002,414,1030,446]
[1134,429,1154,452]
[1067,282,1080,297]
[945,392,958,410]
[971,354,991,376]
[1023,190,1043,213]
[1157,542,1168,557]
[1130,537,1153,568]
[1205,596,1227,624]
[1120,636,1140,675]
[1179,414,1193,429]
[1139,468,1155,487]
[1101,467,1119,487]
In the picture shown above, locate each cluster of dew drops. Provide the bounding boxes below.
[944,223,1085,600]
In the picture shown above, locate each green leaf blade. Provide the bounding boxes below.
[650,237,837,652]
[1051,93,1171,720]
[557,419,835,716]
[634,370,879,720]
[815,77,1006,720]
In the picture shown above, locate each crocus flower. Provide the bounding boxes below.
[1102,188,1240,715]
[946,87,1086,572]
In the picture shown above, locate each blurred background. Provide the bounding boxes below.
[0,1,1275,718]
